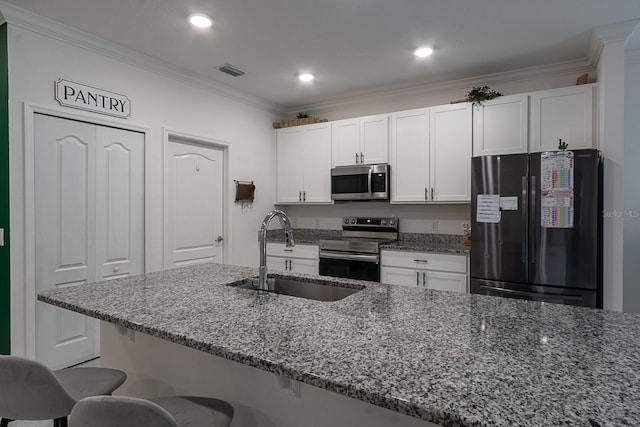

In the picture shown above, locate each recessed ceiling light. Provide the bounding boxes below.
[298,73,316,82]
[189,13,213,28]
[414,47,434,58]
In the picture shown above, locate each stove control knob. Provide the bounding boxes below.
[381,219,387,225]
[344,218,349,224]
[350,219,356,224]
[389,219,395,225]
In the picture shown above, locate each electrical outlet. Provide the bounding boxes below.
[431,220,439,232]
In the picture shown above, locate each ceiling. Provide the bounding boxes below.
[2,0,640,109]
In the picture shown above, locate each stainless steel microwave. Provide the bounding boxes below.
[330,164,390,201]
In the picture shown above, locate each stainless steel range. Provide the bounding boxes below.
[319,217,399,282]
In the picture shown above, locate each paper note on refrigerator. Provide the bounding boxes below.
[541,191,574,228]
[500,196,518,211]
[541,151,574,191]
[477,195,501,223]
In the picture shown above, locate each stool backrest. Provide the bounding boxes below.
[70,396,179,427]
[0,355,76,420]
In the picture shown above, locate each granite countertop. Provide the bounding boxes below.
[39,263,640,426]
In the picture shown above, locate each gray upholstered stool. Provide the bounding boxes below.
[70,395,235,427]
[0,355,126,427]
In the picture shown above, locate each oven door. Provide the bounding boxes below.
[319,251,380,282]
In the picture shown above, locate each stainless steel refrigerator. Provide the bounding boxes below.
[470,149,602,308]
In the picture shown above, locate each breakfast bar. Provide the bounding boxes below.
[39,263,640,427]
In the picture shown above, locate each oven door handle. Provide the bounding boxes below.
[319,251,379,263]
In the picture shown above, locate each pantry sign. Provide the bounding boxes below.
[54,79,131,118]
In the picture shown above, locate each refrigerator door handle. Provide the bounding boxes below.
[530,175,536,264]
[478,285,584,301]
[522,176,528,264]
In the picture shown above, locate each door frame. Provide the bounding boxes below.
[23,102,150,359]
[162,128,232,269]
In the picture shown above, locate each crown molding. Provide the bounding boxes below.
[0,1,287,115]
[588,19,640,66]
[289,58,595,116]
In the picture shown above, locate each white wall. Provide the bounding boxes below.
[623,48,640,313]
[6,19,280,355]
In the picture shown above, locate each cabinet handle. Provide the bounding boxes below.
[425,188,428,201]
[413,259,429,263]
[288,259,292,270]
[431,188,434,200]
[303,191,306,202]
[299,191,302,202]
[355,153,359,164]
[416,271,420,286]
[423,272,426,287]
[360,152,364,164]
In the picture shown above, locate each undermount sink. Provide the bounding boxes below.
[227,277,364,302]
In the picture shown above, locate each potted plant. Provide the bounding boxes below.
[466,86,503,107]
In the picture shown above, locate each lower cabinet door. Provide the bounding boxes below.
[289,258,319,275]
[425,271,467,293]
[266,256,287,273]
[381,266,422,287]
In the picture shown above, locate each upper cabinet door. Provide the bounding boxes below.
[276,127,304,203]
[530,84,594,152]
[390,108,430,203]
[473,94,529,156]
[332,119,360,167]
[430,103,472,202]
[360,114,389,165]
[302,123,332,203]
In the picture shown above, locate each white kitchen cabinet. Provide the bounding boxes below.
[390,106,472,203]
[473,94,529,156]
[332,114,389,166]
[390,108,430,202]
[529,84,595,152]
[380,250,468,293]
[266,243,319,275]
[276,123,332,204]
[430,103,472,202]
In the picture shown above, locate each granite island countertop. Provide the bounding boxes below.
[38,263,640,426]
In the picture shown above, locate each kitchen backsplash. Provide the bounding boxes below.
[277,203,470,235]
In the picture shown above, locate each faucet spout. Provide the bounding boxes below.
[258,210,295,291]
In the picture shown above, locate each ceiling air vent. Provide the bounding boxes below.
[218,64,245,77]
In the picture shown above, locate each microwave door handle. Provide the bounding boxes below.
[367,167,373,195]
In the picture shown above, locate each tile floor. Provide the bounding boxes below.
[9,358,101,427]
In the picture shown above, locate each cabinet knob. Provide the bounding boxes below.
[216,236,224,243]
[113,266,119,273]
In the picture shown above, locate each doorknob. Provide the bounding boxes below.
[216,236,224,243]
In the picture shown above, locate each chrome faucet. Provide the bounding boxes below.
[258,210,295,291]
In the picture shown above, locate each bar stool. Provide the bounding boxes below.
[70,395,234,427]
[0,355,127,427]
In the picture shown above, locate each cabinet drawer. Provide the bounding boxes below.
[381,250,466,273]
[267,243,319,259]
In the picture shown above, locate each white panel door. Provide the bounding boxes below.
[360,114,389,165]
[380,266,422,287]
[165,140,224,268]
[302,123,332,203]
[95,127,144,281]
[473,94,529,156]
[332,119,360,166]
[34,114,98,369]
[34,114,145,369]
[390,108,430,203]
[430,104,472,202]
[276,128,304,204]
[530,85,594,152]
[425,271,468,293]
